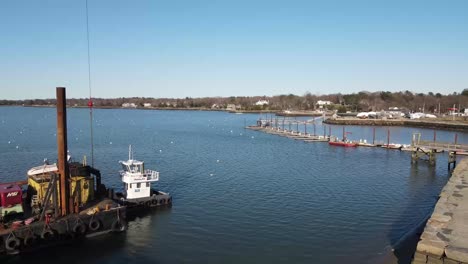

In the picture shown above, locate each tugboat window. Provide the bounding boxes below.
[137,183,141,188]
[146,182,149,187]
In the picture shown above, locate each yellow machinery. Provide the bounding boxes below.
[27,163,95,207]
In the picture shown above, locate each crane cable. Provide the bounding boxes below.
[85,0,94,167]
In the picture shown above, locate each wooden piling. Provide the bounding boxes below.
[372,127,376,145]
[56,87,71,216]
[387,129,390,147]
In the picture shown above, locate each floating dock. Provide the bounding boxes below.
[246,126,329,142]
[412,158,468,264]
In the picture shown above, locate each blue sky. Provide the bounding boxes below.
[1,0,467,99]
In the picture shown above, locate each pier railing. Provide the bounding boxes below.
[415,140,468,152]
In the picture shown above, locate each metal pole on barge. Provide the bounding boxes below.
[56,87,71,216]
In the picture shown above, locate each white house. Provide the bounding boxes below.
[255,100,269,106]
[317,100,333,106]
[122,103,137,108]
[143,103,152,108]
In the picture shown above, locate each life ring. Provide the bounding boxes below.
[88,219,101,231]
[41,229,55,240]
[72,222,86,235]
[23,234,36,247]
[5,237,20,251]
[111,220,125,232]
[160,199,166,205]
[151,199,157,205]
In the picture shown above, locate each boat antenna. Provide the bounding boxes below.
[128,145,133,160]
[85,0,94,167]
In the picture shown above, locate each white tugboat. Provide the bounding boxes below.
[115,146,172,208]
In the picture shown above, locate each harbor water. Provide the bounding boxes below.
[1,107,468,264]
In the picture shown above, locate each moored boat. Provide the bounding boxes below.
[381,143,403,150]
[328,141,358,147]
[113,146,172,211]
[0,88,126,256]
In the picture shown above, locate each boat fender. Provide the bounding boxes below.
[151,199,157,205]
[41,229,55,240]
[111,220,125,232]
[5,237,20,251]
[167,198,172,204]
[72,222,87,235]
[160,199,166,205]
[88,219,101,231]
[145,201,151,207]
[23,234,36,247]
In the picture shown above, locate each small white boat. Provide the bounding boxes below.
[27,163,58,176]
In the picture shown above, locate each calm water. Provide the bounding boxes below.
[1,106,467,264]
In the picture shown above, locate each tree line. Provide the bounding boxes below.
[1,89,467,113]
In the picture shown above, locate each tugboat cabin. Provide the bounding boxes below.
[119,159,159,200]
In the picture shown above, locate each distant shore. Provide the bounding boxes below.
[323,117,468,132]
[18,104,300,115]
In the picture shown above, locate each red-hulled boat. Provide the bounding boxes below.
[328,141,358,147]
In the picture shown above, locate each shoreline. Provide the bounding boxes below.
[8,105,468,132]
[323,117,468,132]
[18,104,275,113]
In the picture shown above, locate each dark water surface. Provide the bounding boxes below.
[1,107,467,264]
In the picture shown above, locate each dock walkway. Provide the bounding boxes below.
[414,140,468,153]
[413,158,468,264]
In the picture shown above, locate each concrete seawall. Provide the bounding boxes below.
[412,158,468,264]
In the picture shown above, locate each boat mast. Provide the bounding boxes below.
[85,0,95,167]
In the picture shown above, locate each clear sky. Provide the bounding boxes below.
[1,0,467,100]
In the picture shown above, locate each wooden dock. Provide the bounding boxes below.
[412,158,468,264]
[246,126,329,142]
[411,133,468,168]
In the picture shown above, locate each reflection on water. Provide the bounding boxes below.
[0,106,467,264]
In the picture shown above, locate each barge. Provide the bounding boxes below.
[0,88,126,256]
